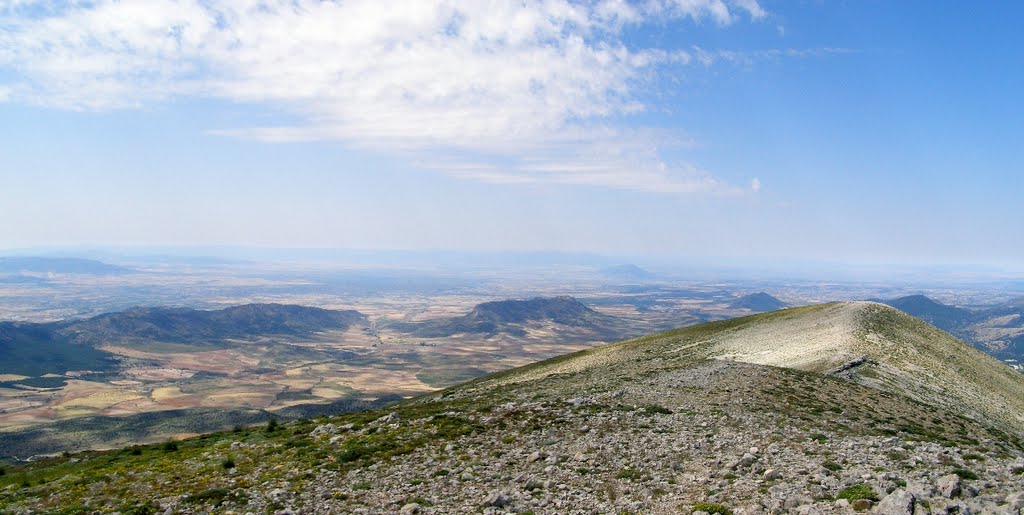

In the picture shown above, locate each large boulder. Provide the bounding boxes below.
[874,489,915,515]
[937,474,962,499]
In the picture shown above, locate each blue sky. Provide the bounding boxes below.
[0,1,1021,268]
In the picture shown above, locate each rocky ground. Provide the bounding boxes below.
[1,304,1022,514]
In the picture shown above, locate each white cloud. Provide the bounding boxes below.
[751,177,761,192]
[0,0,770,193]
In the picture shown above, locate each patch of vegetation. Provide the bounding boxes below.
[692,501,732,514]
[615,468,650,481]
[221,456,235,469]
[822,460,842,471]
[642,404,673,415]
[836,484,878,502]
[118,500,159,515]
[953,468,978,480]
[961,452,985,462]
[184,488,232,505]
[161,441,178,452]
[429,414,483,438]
[266,418,279,433]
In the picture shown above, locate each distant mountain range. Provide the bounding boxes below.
[390,296,627,339]
[728,292,788,312]
[59,303,365,348]
[876,294,1024,363]
[0,257,132,275]
[0,304,365,377]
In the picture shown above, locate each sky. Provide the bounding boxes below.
[0,1,1022,268]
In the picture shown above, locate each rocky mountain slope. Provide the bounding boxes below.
[2,302,1023,514]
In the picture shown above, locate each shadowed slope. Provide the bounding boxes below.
[391,296,625,338]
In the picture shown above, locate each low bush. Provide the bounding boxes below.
[953,468,978,480]
[836,484,878,501]
[692,501,732,514]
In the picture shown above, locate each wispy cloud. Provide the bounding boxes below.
[0,0,777,193]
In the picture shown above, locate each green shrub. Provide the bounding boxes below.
[221,456,235,469]
[119,500,158,515]
[822,460,842,471]
[615,468,649,481]
[953,468,978,480]
[184,488,231,505]
[836,484,878,501]
[692,501,732,514]
[642,405,673,415]
[162,441,178,452]
[266,418,279,433]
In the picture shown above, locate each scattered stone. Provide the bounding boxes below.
[874,489,915,515]
[937,474,962,498]
[852,499,874,511]
[1005,492,1024,510]
[483,492,511,508]
[310,424,338,437]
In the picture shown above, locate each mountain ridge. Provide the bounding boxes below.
[0,256,132,275]
[728,292,787,312]
[3,301,1024,513]
[390,296,625,338]
[0,303,366,377]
